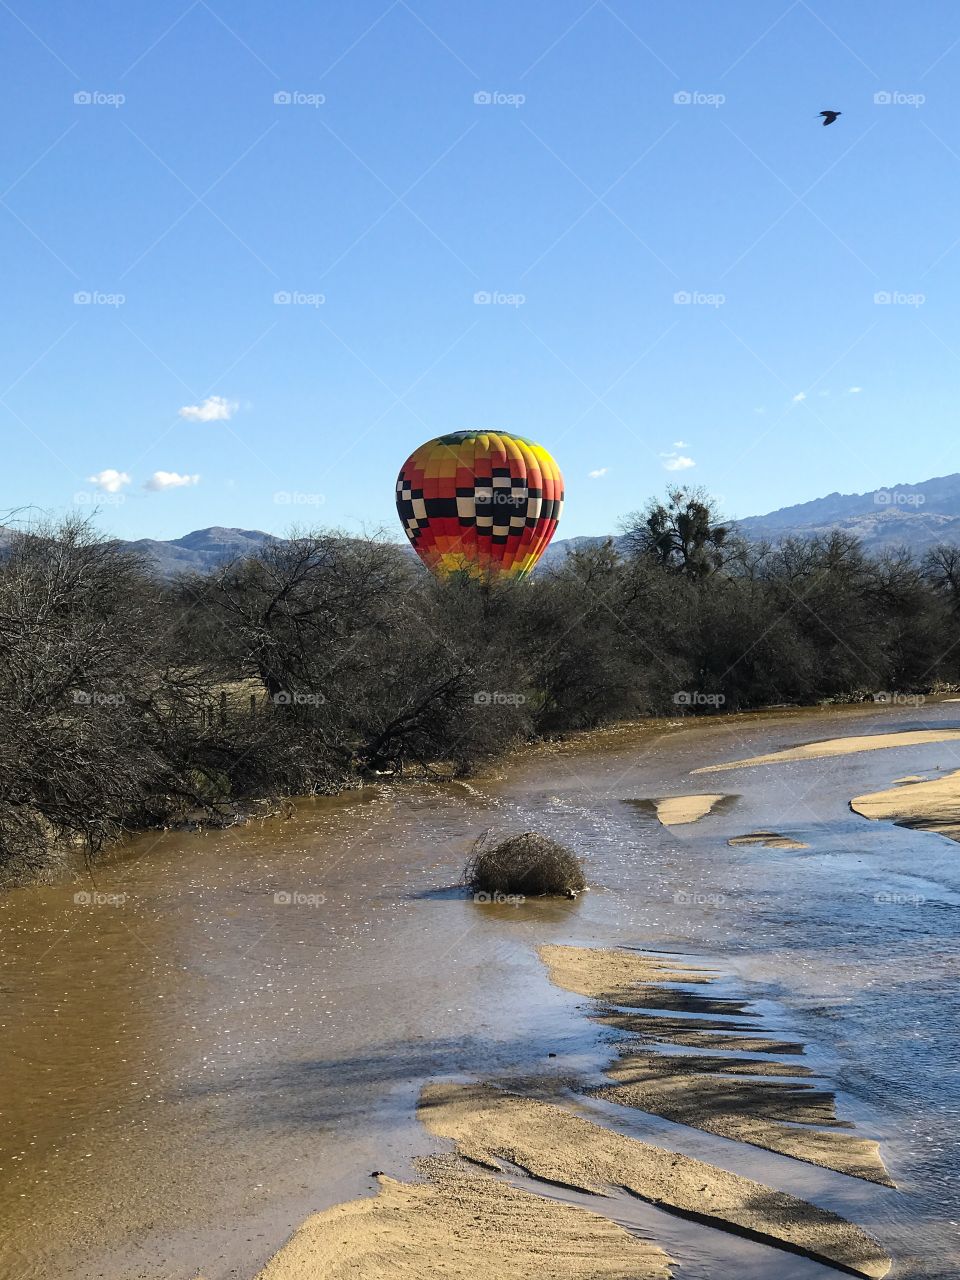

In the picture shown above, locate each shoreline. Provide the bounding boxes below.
[8,694,956,892]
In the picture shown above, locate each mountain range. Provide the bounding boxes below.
[735,472,960,552]
[111,472,960,577]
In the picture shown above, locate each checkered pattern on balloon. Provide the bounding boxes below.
[396,430,564,580]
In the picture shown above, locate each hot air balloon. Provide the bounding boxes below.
[396,430,564,580]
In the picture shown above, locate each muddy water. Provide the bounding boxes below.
[3,702,960,1280]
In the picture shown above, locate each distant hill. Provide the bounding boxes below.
[34,473,960,578]
[125,526,278,577]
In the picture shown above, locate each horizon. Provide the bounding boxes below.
[5,2,960,542]
[74,464,960,548]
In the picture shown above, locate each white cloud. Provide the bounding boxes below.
[672,439,689,448]
[848,386,863,394]
[87,468,131,494]
[178,395,237,422]
[662,454,696,472]
[792,391,806,403]
[145,470,200,491]
[588,467,608,479]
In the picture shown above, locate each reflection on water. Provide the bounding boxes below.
[2,703,960,1278]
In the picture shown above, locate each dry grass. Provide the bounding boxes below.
[463,831,586,897]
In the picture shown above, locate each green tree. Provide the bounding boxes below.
[622,486,732,579]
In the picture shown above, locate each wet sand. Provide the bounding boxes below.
[245,933,893,1280]
[253,1154,671,1280]
[419,1083,890,1279]
[593,1068,892,1185]
[694,729,960,774]
[593,1011,807,1055]
[851,768,960,842]
[541,944,893,1186]
[539,943,715,995]
[728,831,809,849]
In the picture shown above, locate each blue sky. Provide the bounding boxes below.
[4,0,960,541]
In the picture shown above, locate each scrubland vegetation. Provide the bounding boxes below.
[3,487,959,877]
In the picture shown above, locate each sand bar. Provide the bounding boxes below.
[539,944,714,995]
[540,945,892,1185]
[693,729,960,774]
[252,1154,671,1280]
[539,944,754,1016]
[636,794,729,825]
[595,1053,893,1185]
[851,767,960,842]
[419,1083,890,1279]
[728,831,809,849]
[593,1010,806,1055]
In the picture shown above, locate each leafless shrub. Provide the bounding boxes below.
[462,830,586,896]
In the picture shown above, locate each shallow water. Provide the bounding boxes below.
[2,701,960,1278]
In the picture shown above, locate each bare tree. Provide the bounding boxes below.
[924,543,960,613]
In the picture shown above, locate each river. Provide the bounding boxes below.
[2,702,959,1279]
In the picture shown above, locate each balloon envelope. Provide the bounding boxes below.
[396,430,564,580]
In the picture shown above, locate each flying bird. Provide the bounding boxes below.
[819,110,842,126]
